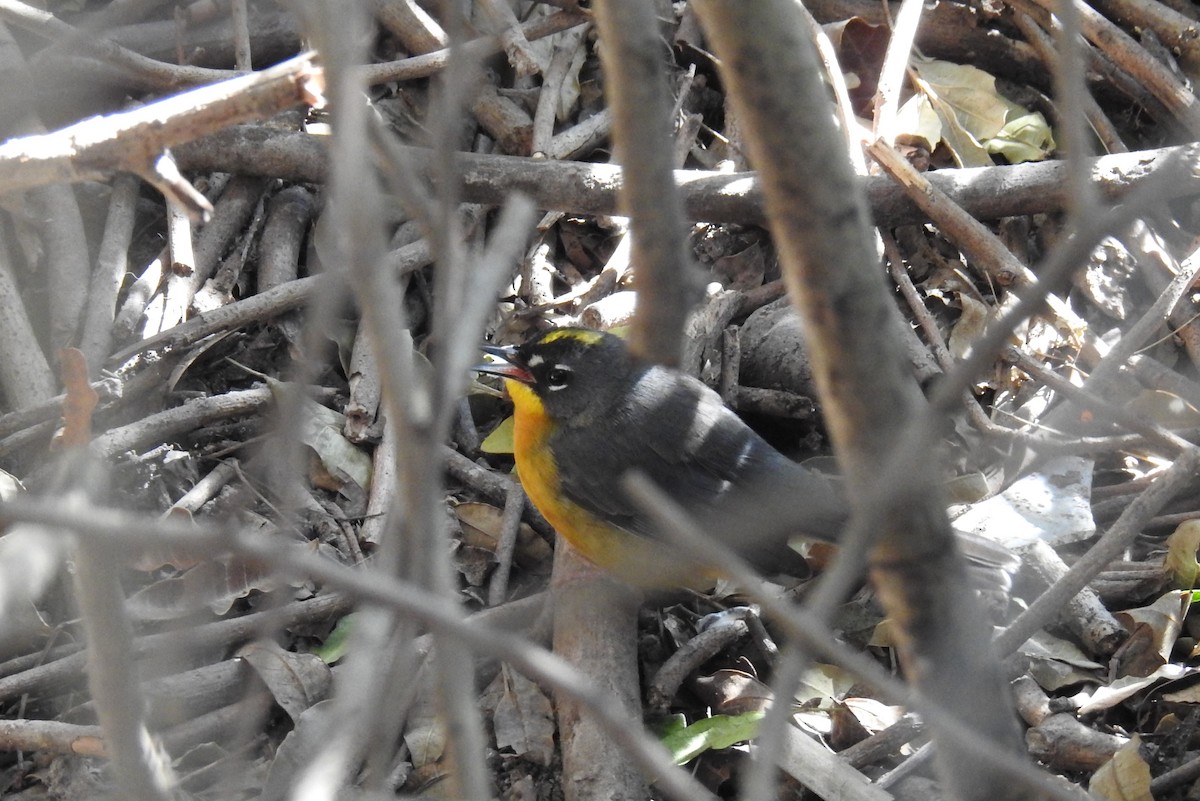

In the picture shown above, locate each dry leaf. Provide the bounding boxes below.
[1090,736,1152,801]
[486,665,555,766]
[238,640,332,723]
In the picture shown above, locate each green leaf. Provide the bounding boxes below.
[481,416,516,454]
[985,110,1056,163]
[901,57,1057,166]
[660,711,765,764]
[1167,520,1200,589]
[655,714,688,737]
[312,615,355,664]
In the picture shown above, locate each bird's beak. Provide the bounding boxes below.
[475,344,535,384]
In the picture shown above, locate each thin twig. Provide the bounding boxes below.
[0,497,721,801]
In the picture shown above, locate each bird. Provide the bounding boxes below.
[475,326,1014,588]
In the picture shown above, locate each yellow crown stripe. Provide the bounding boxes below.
[541,328,606,346]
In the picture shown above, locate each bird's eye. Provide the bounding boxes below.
[545,366,572,389]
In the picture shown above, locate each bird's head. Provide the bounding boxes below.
[477,328,636,425]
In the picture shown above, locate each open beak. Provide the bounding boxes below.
[474,344,535,385]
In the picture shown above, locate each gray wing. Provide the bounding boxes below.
[551,368,845,552]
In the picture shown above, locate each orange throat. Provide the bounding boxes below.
[503,380,706,586]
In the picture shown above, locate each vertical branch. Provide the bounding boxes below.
[0,21,89,352]
[538,5,698,799]
[73,520,176,801]
[0,235,55,407]
[1049,0,1099,216]
[286,4,411,800]
[690,4,1026,801]
[66,351,174,801]
[591,0,697,365]
[80,174,140,372]
[872,0,925,143]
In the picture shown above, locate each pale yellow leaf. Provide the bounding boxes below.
[1090,736,1152,801]
[1166,520,1200,589]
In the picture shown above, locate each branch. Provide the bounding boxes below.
[0,52,321,216]
[691,4,1025,801]
[172,126,1200,226]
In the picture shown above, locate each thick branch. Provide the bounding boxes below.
[0,53,320,195]
[172,126,1200,226]
[691,3,1026,801]
[593,0,695,365]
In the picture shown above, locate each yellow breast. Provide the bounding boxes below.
[505,380,710,586]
